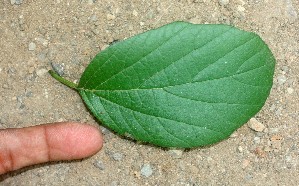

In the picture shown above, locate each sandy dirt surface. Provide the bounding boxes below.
[0,0,298,185]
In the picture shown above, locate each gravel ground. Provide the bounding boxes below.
[0,0,298,185]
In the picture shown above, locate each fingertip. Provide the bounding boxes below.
[45,122,103,160]
[76,123,104,156]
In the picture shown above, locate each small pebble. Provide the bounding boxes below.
[207,157,213,162]
[218,0,229,6]
[35,37,48,46]
[281,66,289,73]
[237,146,243,153]
[44,88,49,99]
[248,118,265,132]
[264,146,272,152]
[51,63,64,76]
[168,149,183,159]
[242,159,250,169]
[18,15,25,31]
[17,96,24,109]
[286,0,298,20]
[287,87,294,94]
[254,147,266,158]
[270,104,276,111]
[29,42,36,51]
[255,132,264,137]
[112,152,123,161]
[90,14,98,22]
[37,52,46,62]
[8,67,16,74]
[245,174,253,181]
[271,135,282,141]
[87,0,94,5]
[253,136,261,144]
[100,126,111,135]
[28,66,35,74]
[270,135,283,141]
[107,14,116,20]
[141,164,153,177]
[2,84,9,89]
[270,135,283,150]
[25,91,33,97]
[275,107,282,116]
[94,21,100,26]
[11,0,22,5]
[94,160,105,170]
[36,68,48,77]
[277,75,287,85]
[133,10,138,17]
[0,117,7,124]
[237,5,245,12]
[268,128,279,134]
[15,0,22,4]
[285,155,292,162]
[133,171,141,179]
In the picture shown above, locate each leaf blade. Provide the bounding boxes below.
[77,22,275,148]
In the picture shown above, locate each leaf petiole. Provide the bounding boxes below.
[48,70,78,89]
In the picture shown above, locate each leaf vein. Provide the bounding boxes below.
[81,47,120,88]
[93,24,190,89]
[117,105,136,138]
[131,112,153,140]
[95,93,226,137]
[139,27,234,88]
[82,91,123,132]
[191,35,257,82]
[156,118,193,147]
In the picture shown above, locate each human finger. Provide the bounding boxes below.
[0,122,103,175]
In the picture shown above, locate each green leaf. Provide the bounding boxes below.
[50,21,275,148]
